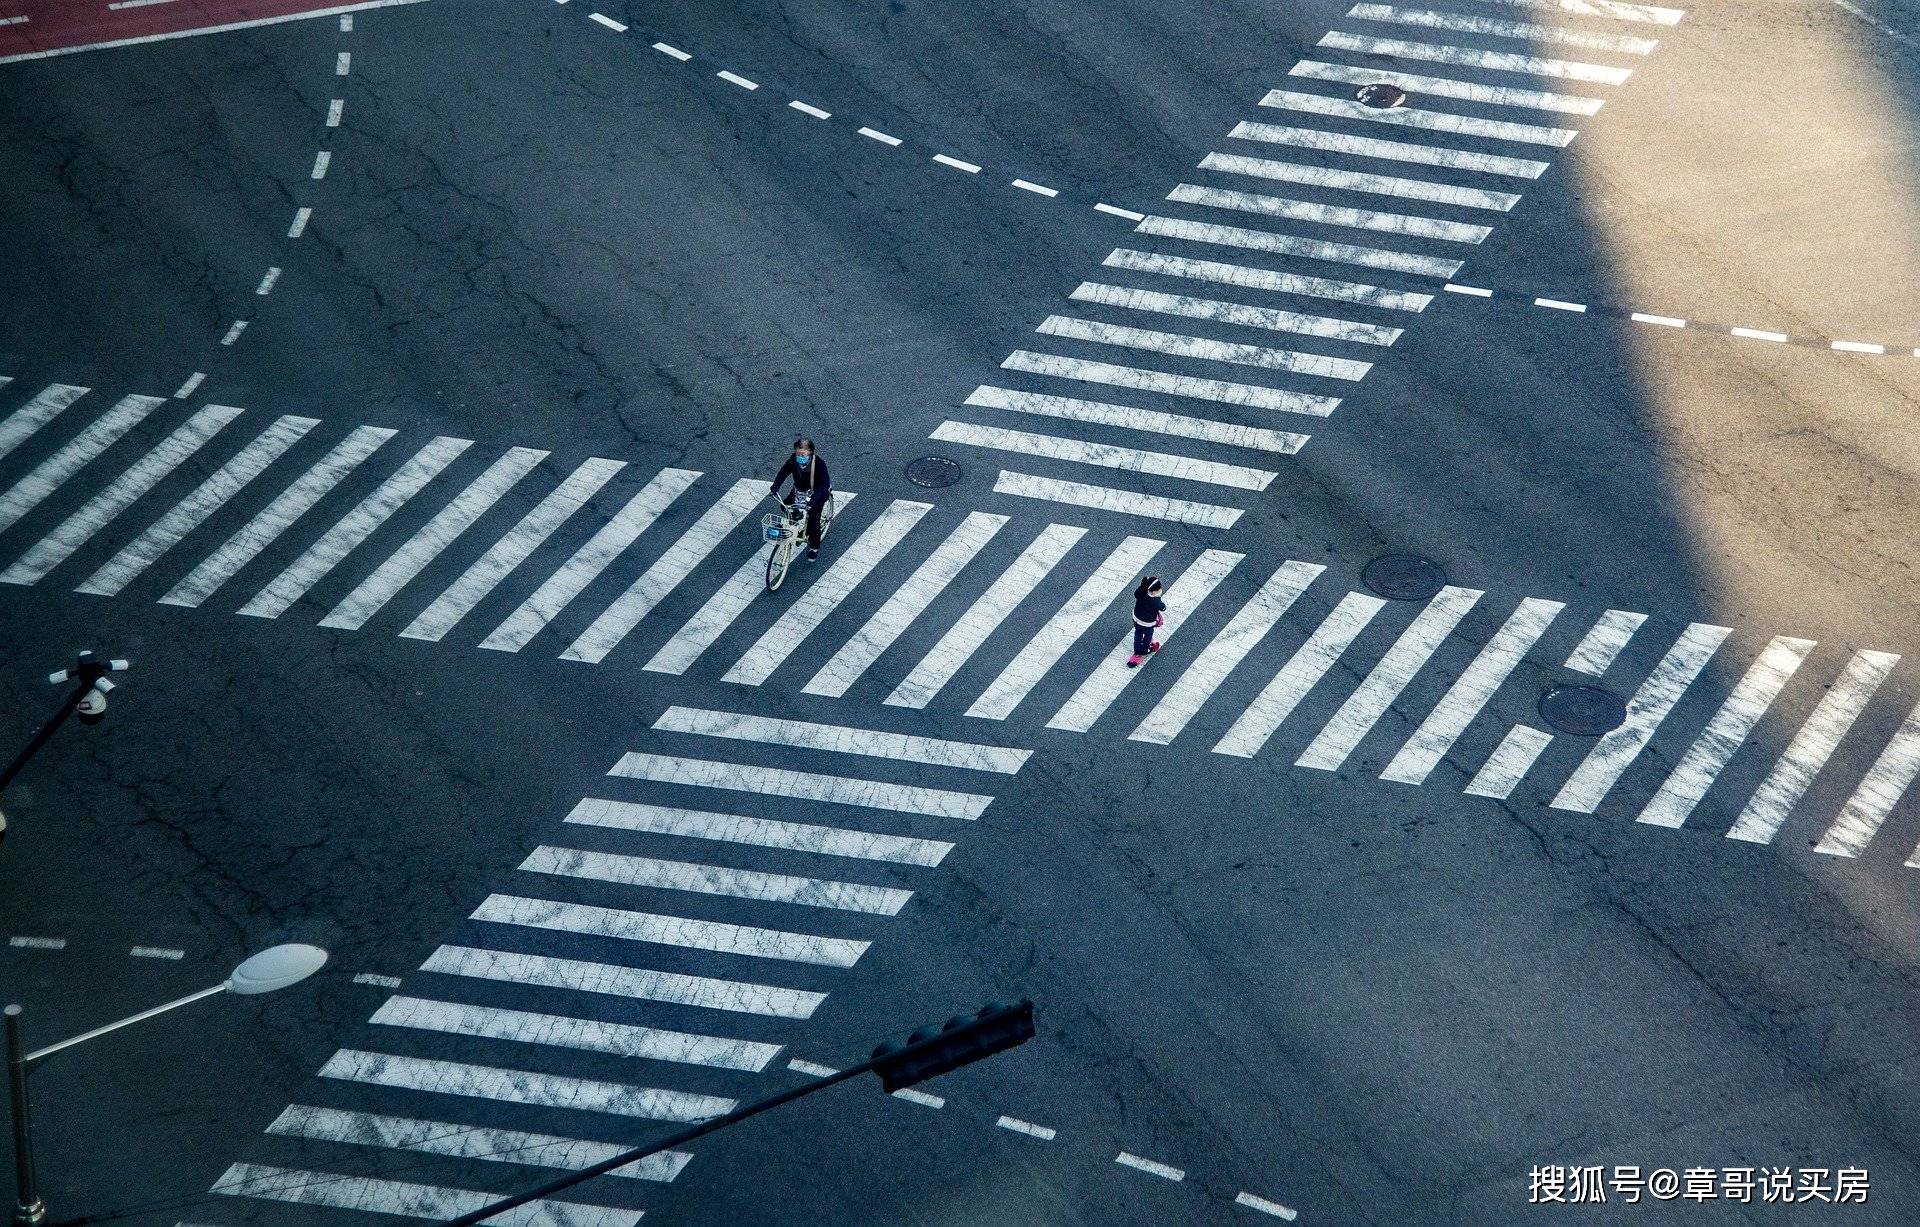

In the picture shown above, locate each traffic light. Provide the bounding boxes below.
[870,999,1034,1093]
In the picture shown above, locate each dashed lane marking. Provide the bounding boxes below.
[1117,1151,1187,1182]
[131,946,186,959]
[352,972,402,988]
[8,936,65,949]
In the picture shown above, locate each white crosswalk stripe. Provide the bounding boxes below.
[608,750,994,819]
[212,1163,634,1226]
[1048,549,1243,733]
[1348,4,1662,54]
[1814,699,1920,860]
[320,446,548,630]
[1464,724,1554,798]
[266,1105,692,1182]
[1036,315,1374,381]
[1,404,242,586]
[238,435,472,620]
[1636,636,1816,828]
[969,535,1166,720]
[1003,349,1341,416]
[1728,650,1900,845]
[1563,607,1647,674]
[369,994,778,1070]
[1258,88,1577,146]
[564,797,956,867]
[1132,560,1325,745]
[1103,247,1432,312]
[422,944,827,1018]
[1381,597,1562,784]
[1297,586,1483,771]
[802,511,1009,698]
[992,471,1246,528]
[0,383,88,465]
[1140,211,1461,280]
[934,421,1278,491]
[472,892,871,966]
[76,415,318,597]
[1463,0,1684,24]
[1317,32,1635,85]
[1214,591,1387,757]
[1290,59,1604,115]
[1072,280,1405,345]
[319,1048,735,1121]
[490,466,703,656]
[653,705,1030,772]
[0,394,162,537]
[965,386,1308,454]
[402,457,625,642]
[1551,622,1732,813]
[158,425,395,608]
[1168,183,1492,244]
[1228,120,1552,177]
[723,499,931,685]
[1199,152,1521,215]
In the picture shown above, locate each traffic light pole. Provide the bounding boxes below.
[0,653,128,845]
[446,1000,1035,1226]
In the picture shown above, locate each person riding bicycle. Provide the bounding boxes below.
[770,437,831,561]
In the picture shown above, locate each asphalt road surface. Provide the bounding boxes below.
[4,0,1920,1223]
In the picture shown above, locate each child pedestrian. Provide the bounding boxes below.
[1127,576,1165,667]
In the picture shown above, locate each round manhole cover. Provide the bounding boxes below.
[1362,554,1447,601]
[1539,685,1628,736]
[905,456,962,488]
[1356,83,1408,109]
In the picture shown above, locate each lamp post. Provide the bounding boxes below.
[5,943,328,1226]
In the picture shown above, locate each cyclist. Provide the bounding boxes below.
[770,437,832,561]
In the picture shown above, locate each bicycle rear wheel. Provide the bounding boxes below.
[817,494,838,541]
[765,541,792,592]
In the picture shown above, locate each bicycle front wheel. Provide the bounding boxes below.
[817,495,838,541]
[765,541,791,592]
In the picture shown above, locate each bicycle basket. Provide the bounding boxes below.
[761,512,791,541]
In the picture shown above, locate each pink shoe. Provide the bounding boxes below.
[1149,641,1161,653]
[1126,654,1144,668]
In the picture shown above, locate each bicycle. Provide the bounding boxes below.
[762,489,837,592]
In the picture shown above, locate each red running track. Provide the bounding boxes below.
[0,0,425,64]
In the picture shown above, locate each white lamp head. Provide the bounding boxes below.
[226,943,329,995]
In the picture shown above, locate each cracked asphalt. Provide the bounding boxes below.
[3,0,1920,1223]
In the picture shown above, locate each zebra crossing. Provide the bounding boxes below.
[932,0,1681,528]
[1,378,1919,872]
[207,706,1023,1223]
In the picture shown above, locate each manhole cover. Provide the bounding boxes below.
[905,456,962,488]
[1362,554,1447,601]
[1539,685,1628,736]
[1356,83,1408,109]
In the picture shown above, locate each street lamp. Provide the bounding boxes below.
[5,943,328,1226]
[0,652,131,845]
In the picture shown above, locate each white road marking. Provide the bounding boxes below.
[1631,312,1686,327]
[1550,622,1732,813]
[801,512,1011,698]
[933,153,981,173]
[1563,608,1646,674]
[967,535,1165,720]
[288,206,312,237]
[653,42,691,60]
[1214,591,1387,757]
[0,384,89,464]
[1813,699,1920,859]
[893,1088,945,1108]
[1049,549,1243,733]
[341,13,352,28]
[158,425,393,608]
[320,1048,732,1122]
[473,893,869,966]
[352,973,402,987]
[0,394,165,537]
[266,1105,691,1182]
[423,944,826,1017]
[238,435,472,620]
[310,151,330,180]
[1095,202,1146,220]
[1637,636,1816,828]
[1200,152,1520,215]
[1297,586,1484,771]
[1168,182,1491,244]
[723,499,932,685]
[172,372,206,399]
[887,523,1086,710]
[1103,247,1431,312]
[130,946,185,959]
[486,466,703,656]
[1143,207,1461,281]
[788,1058,839,1077]
[588,12,626,31]
[608,750,994,819]
[717,69,758,89]
[1463,724,1554,798]
[336,51,350,75]
[109,0,179,8]
[1290,59,1605,115]
[219,320,248,345]
[78,415,318,597]
[1730,327,1789,343]
[992,470,1243,529]
[1116,1152,1185,1182]
[653,705,1030,772]
[1258,87,1576,146]
[1003,349,1341,417]
[1235,1190,1301,1220]
[371,994,776,1070]
[403,457,625,642]
[1466,0,1683,24]
[1349,4,1661,54]
[1074,280,1404,346]
[1535,297,1587,312]
[1445,283,1493,296]
[858,126,902,146]
[0,15,25,24]
[1319,31,1635,84]
[966,386,1306,454]
[1832,340,1885,354]
[2,405,241,586]
[789,100,831,118]
[523,845,912,915]
[565,797,956,867]
[1728,650,1897,845]
[640,489,860,674]
[1381,597,1562,784]
[320,446,547,630]
[1133,561,1325,745]
[326,99,344,126]
[997,1115,1057,1140]
[1230,119,1551,177]
[254,267,281,295]
[211,1163,634,1226]
[8,936,64,949]
[1012,178,1058,196]
[1038,314,1371,381]
[934,420,1277,491]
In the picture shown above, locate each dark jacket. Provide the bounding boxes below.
[1133,591,1165,627]
[772,454,831,498]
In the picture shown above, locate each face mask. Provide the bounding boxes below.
[795,453,810,464]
